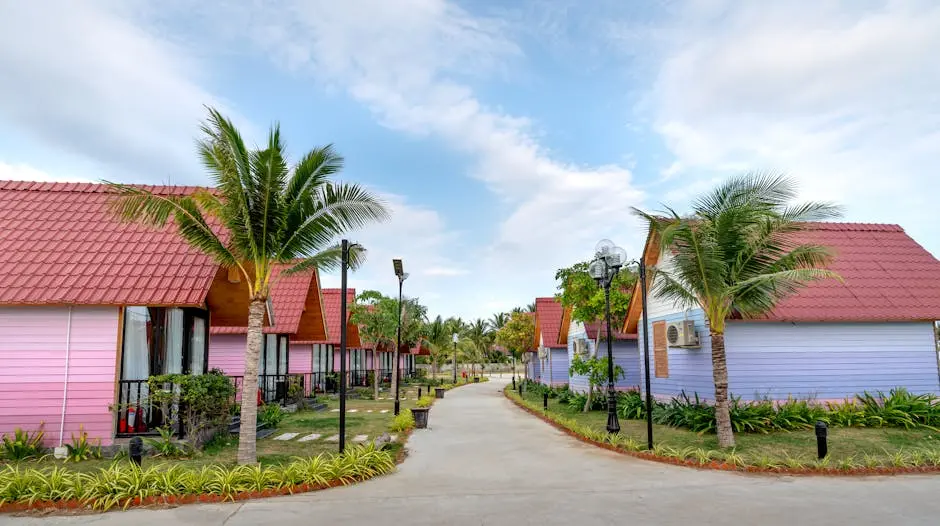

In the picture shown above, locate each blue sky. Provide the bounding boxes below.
[1,0,938,320]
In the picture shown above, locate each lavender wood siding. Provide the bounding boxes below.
[0,306,119,446]
[548,349,569,386]
[207,334,246,376]
[638,309,715,399]
[725,321,940,400]
[289,344,312,374]
[607,340,641,389]
[529,356,541,382]
[567,320,592,393]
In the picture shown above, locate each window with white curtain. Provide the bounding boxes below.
[120,307,209,382]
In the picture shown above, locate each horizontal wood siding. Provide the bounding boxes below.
[608,340,641,389]
[725,321,940,400]
[529,357,541,382]
[289,344,312,374]
[646,251,688,320]
[0,306,119,446]
[567,320,591,393]
[549,349,569,386]
[207,334,245,376]
[638,309,715,399]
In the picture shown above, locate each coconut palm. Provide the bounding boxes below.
[487,312,508,332]
[633,173,840,447]
[108,108,389,464]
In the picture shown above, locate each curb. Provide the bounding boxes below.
[504,389,940,477]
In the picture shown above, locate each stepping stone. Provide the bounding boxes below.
[330,408,340,412]
[349,409,358,413]
[298,433,321,442]
[377,397,385,400]
[352,435,368,443]
[366,410,374,413]
[390,435,398,442]
[325,434,339,443]
[274,432,299,441]
[380,410,389,414]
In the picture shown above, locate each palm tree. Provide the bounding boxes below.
[526,302,536,312]
[487,312,508,332]
[465,319,490,378]
[633,173,840,447]
[108,108,389,464]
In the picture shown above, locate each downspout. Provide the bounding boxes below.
[58,307,73,447]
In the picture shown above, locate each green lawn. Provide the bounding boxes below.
[515,389,940,466]
[2,385,429,472]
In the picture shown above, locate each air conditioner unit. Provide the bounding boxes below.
[666,320,700,348]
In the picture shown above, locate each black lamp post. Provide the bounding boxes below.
[637,258,654,450]
[393,259,408,416]
[589,239,628,434]
[452,333,458,384]
[338,239,351,453]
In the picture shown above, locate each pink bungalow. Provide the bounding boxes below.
[292,288,367,393]
[0,181,269,447]
[207,266,328,401]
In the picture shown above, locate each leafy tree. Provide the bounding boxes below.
[351,291,429,399]
[108,108,388,464]
[463,319,491,378]
[568,355,624,412]
[495,311,535,377]
[633,173,840,447]
[555,261,636,325]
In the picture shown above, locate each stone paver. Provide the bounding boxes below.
[330,408,340,412]
[273,432,299,441]
[352,434,368,443]
[297,433,321,442]
[348,409,358,413]
[10,378,940,526]
[324,434,339,443]
[379,409,388,413]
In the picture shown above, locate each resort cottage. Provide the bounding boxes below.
[533,298,568,386]
[0,181,290,446]
[623,222,940,402]
[562,314,640,393]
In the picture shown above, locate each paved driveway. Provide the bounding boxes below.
[5,378,940,525]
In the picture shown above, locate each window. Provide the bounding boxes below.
[259,334,289,377]
[120,307,208,381]
[313,344,333,373]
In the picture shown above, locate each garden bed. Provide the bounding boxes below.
[506,386,940,475]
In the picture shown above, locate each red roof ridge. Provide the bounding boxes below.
[0,179,210,195]
[797,221,904,232]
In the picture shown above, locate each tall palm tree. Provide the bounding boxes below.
[108,108,389,464]
[633,173,840,447]
[526,302,536,312]
[465,318,490,377]
[487,312,508,332]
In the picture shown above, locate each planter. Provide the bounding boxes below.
[435,388,445,399]
[411,407,430,429]
[473,377,480,383]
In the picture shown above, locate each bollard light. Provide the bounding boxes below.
[129,436,143,467]
[815,421,828,459]
[543,392,549,410]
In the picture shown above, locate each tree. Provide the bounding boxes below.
[568,355,624,412]
[108,108,388,464]
[495,311,535,375]
[555,261,636,325]
[487,312,508,332]
[424,315,451,378]
[351,291,429,399]
[633,173,840,447]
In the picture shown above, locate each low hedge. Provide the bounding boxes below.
[0,444,394,512]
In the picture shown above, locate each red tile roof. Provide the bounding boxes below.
[755,223,940,322]
[300,288,358,345]
[535,297,566,349]
[584,321,637,341]
[209,265,314,335]
[0,180,218,306]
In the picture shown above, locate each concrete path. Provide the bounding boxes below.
[5,378,940,525]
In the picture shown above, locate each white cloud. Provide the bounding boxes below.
[0,1,231,184]
[0,162,92,183]
[243,0,648,317]
[644,0,940,253]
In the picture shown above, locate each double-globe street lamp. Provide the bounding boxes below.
[393,259,409,416]
[589,239,655,447]
[452,333,458,384]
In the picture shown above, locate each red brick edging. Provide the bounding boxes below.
[504,389,940,477]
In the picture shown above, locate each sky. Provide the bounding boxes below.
[1,0,938,320]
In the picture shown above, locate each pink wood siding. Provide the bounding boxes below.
[289,344,312,374]
[0,306,119,446]
[208,334,246,376]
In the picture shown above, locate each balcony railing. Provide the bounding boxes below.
[115,379,181,437]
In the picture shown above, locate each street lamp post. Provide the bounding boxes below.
[637,258,654,450]
[589,239,628,434]
[452,333,458,384]
[392,259,408,416]
[338,240,350,453]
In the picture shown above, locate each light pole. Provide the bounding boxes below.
[452,333,458,384]
[338,240,350,453]
[392,259,408,416]
[637,257,654,449]
[588,239,628,434]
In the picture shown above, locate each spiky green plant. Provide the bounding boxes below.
[1,427,46,461]
[107,108,389,464]
[634,173,841,446]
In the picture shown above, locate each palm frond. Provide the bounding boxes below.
[286,242,367,274]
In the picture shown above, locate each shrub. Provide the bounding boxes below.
[144,427,190,458]
[389,412,415,432]
[771,397,827,431]
[0,445,395,511]
[352,387,373,400]
[1,426,45,461]
[654,392,716,433]
[259,404,285,428]
[415,396,434,409]
[64,425,102,463]
[857,389,939,429]
[147,370,235,444]
[617,390,650,419]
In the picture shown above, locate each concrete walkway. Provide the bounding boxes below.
[5,378,940,525]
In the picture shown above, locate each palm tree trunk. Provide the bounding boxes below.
[584,384,593,413]
[237,297,265,464]
[710,330,735,448]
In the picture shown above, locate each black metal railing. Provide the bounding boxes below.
[115,379,179,437]
[350,369,369,387]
